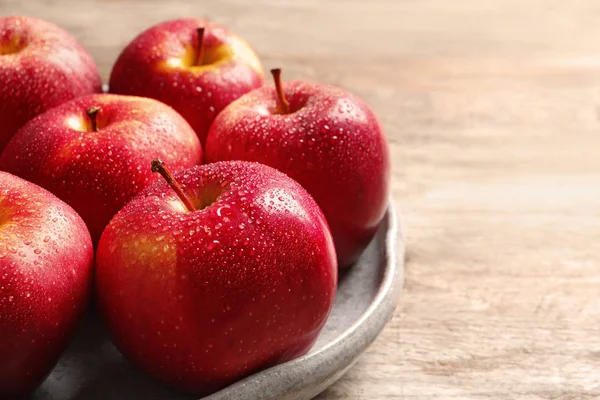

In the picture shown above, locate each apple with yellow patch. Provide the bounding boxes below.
[109,18,264,146]
[0,93,202,245]
[0,16,102,153]
[96,160,337,396]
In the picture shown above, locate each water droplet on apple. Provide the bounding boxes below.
[206,240,219,251]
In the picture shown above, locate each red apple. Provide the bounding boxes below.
[0,16,101,153]
[0,93,202,245]
[0,171,93,398]
[109,18,265,146]
[96,160,337,395]
[205,69,391,267]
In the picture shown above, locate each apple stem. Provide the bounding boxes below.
[196,27,205,66]
[86,106,101,132]
[151,159,196,212]
[271,68,290,114]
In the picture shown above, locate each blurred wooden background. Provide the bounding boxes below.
[2,0,600,398]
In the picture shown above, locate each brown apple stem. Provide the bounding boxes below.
[271,68,290,114]
[196,27,205,66]
[151,159,196,212]
[86,106,101,132]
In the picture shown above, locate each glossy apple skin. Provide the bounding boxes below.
[0,172,93,398]
[0,16,101,153]
[0,93,202,245]
[109,18,264,146]
[205,81,391,267]
[96,161,337,395]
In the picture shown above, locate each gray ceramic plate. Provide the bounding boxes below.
[34,203,403,400]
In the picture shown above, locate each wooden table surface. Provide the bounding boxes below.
[3,0,599,398]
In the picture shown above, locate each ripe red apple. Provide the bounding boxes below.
[96,160,337,395]
[109,18,265,146]
[0,16,101,153]
[0,171,93,398]
[0,93,202,245]
[205,69,391,267]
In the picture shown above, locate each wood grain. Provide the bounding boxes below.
[2,0,599,398]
